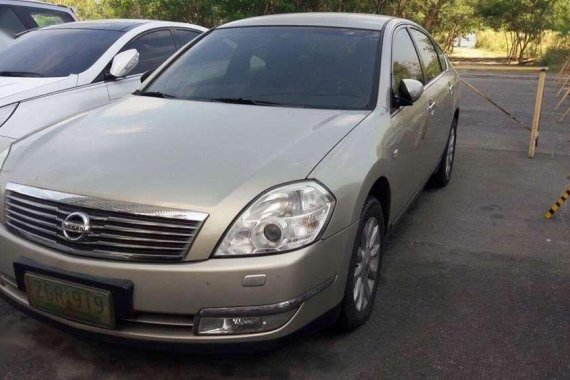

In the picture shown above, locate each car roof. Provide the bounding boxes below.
[43,19,150,32]
[0,0,73,10]
[42,19,207,33]
[220,13,394,31]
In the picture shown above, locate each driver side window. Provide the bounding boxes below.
[410,29,443,83]
[120,29,177,75]
[391,28,424,110]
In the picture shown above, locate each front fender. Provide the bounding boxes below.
[309,109,396,239]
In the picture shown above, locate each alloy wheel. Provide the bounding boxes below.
[353,217,381,312]
[445,127,456,177]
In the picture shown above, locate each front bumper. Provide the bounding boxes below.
[0,221,357,343]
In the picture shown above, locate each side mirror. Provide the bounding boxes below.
[396,78,424,107]
[109,49,139,79]
[140,70,154,83]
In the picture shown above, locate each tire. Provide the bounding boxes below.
[431,117,458,188]
[336,197,385,331]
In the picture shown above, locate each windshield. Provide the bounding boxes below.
[144,27,381,110]
[0,29,122,77]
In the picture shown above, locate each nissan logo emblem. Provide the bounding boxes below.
[61,212,91,242]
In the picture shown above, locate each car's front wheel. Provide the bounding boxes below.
[337,197,384,331]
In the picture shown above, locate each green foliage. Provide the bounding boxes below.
[477,0,568,61]
[552,0,570,36]
[476,29,510,51]
[53,0,568,59]
[53,0,116,19]
[541,46,570,67]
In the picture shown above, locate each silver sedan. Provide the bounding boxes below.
[0,13,460,345]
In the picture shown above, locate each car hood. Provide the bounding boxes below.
[5,96,369,258]
[0,76,77,106]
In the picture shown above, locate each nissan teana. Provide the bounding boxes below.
[0,13,460,345]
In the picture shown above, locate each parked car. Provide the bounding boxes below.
[0,20,206,152]
[0,29,12,49]
[0,13,459,345]
[0,0,77,36]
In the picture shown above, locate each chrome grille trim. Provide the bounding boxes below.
[5,184,208,221]
[4,183,208,262]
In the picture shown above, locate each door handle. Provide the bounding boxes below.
[427,100,437,115]
[448,83,454,94]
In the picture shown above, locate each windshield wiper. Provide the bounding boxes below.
[210,97,282,106]
[137,91,179,99]
[0,71,44,78]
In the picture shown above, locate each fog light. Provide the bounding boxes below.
[197,309,296,335]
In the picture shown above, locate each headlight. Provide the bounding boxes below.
[0,103,18,128]
[215,181,335,257]
[0,146,10,171]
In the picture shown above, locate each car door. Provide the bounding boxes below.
[388,27,432,217]
[409,28,452,172]
[106,29,178,100]
[434,42,457,138]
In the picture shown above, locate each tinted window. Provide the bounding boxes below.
[410,29,442,83]
[0,29,122,77]
[145,27,381,110]
[121,30,177,75]
[392,28,424,95]
[0,6,25,35]
[174,29,201,48]
[28,9,74,27]
[435,43,448,71]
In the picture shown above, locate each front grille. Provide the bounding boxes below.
[4,183,208,262]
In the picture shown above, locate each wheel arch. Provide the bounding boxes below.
[367,176,391,230]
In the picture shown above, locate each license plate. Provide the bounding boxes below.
[24,273,115,329]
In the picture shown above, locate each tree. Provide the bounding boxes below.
[384,0,481,52]
[54,0,115,19]
[56,0,483,51]
[477,0,563,62]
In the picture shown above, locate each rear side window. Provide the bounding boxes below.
[13,5,74,29]
[174,29,201,48]
[0,6,26,35]
[410,29,442,83]
[28,9,73,28]
[435,43,448,71]
[392,28,424,95]
[121,29,177,75]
